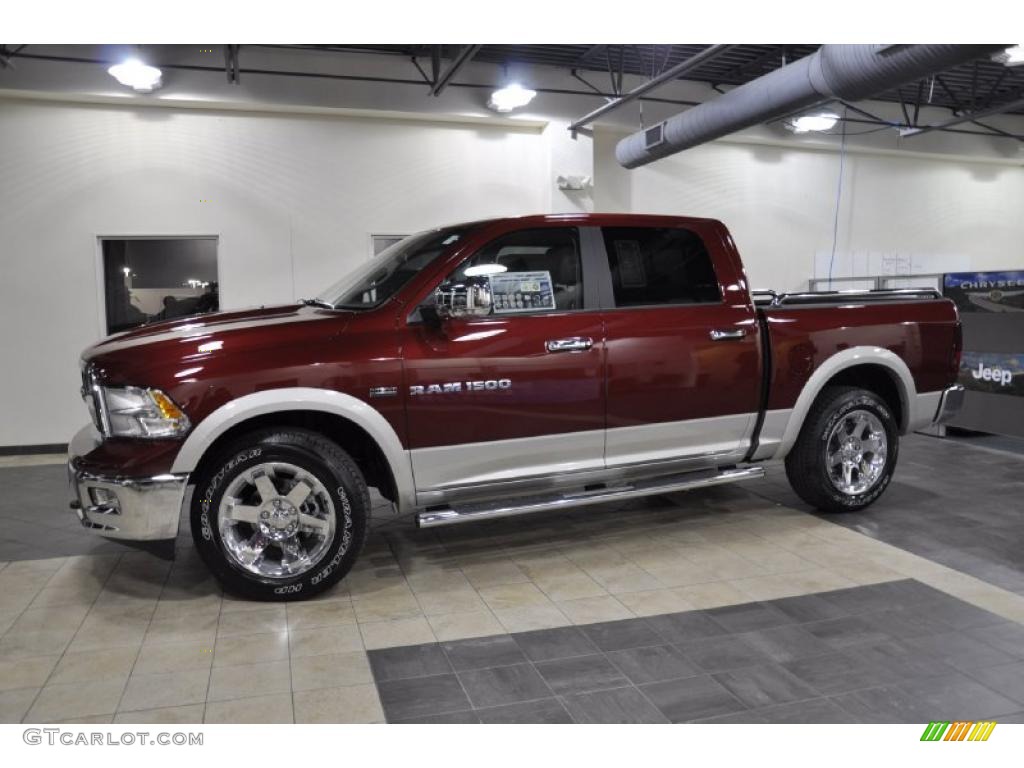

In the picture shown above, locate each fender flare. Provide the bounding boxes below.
[774,346,916,460]
[170,388,416,513]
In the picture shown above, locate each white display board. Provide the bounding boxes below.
[813,250,971,282]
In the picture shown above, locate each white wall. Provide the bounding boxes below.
[0,99,548,446]
[594,129,1024,293]
[1,95,1022,447]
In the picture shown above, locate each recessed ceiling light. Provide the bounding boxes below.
[785,113,840,134]
[992,45,1024,67]
[108,59,163,92]
[488,83,536,113]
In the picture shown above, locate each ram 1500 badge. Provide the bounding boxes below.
[69,214,964,600]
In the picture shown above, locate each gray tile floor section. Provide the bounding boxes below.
[749,434,1024,597]
[0,464,127,561]
[948,431,1024,458]
[368,579,1024,723]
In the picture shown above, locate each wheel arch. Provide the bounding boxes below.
[774,347,916,460]
[171,388,415,513]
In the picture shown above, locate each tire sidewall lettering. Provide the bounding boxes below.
[311,485,353,586]
[200,447,262,542]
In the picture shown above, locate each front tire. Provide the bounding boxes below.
[784,386,899,514]
[190,428,368,601]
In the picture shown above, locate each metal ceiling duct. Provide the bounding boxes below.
[615,44,1009,168]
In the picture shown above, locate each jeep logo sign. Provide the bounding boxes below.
[972,362,1013,387]
[959,352,1023,397]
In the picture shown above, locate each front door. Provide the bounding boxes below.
[598,224,762,469]
[402,226,605,502]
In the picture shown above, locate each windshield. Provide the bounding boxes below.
[317,225,474,309]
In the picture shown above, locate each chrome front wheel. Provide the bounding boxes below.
[217,461,336,581]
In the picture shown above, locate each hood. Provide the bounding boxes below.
[84,303,352,387]
[94,304,306,350]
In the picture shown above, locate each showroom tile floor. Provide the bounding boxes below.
[366,580,1024,723]
[751,434,1024,596]
[1,435,1023,723]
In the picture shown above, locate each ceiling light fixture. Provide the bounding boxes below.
[488,83,536,113]
[992,45,1024,67]
[785,112,840,134]
[108,58,163,92]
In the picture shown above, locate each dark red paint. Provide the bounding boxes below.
[79,213,961,478]
[762,301,961,411]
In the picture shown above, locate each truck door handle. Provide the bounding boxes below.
[709,329,747,341]
[545,337,593,353]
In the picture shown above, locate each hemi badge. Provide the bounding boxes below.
[369,386,398,398]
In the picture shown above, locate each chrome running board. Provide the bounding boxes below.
[416,465,765,528]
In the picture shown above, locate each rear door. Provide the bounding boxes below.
[402,226,606,501]
[598,224,762,469]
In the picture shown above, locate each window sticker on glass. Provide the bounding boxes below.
[615,240,648,288]
[489,270,555,314]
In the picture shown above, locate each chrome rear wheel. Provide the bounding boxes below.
[785,386,898,514]
[825,409,888,496]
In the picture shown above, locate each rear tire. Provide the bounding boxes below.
[784,386,898,514]
[190,428,368,601]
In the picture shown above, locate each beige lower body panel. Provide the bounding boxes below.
[411,413,758,505]
[604,413,754,469]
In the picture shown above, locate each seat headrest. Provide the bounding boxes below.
[547,244,579,285]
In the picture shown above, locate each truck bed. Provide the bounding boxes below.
[749,288,962,461]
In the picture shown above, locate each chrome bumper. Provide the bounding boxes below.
[935,384,966,424]
[67,426,188,541]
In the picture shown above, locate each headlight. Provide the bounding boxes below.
[99,386,191,438]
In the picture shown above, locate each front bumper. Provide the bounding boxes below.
[68,425,188,541]
[935,384,966,424]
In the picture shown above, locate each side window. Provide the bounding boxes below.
[602,227,721,307]
[444,227,584,314]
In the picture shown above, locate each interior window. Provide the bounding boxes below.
[602,227,721,307]
[445,227,583,313]
[100,237,219,334]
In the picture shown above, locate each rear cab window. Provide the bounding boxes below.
[601,227,721,307]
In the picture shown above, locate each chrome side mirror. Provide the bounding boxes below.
[434,276,492,319]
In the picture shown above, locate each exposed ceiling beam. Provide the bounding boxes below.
[979,69,1010,109]
[224,45,241,84]
[568,44,733,133]
[573,45,606,66]
[0,44,25,68]
[714,46,785,84]
[0,50,704,112]
[901,89,1024,137]
[430,44,481,96]
[430,45,441,84]
[967,119,1024,142]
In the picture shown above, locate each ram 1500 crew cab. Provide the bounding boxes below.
[69,214,964,599]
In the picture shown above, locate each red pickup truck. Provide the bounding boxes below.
[69,214,964,599]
